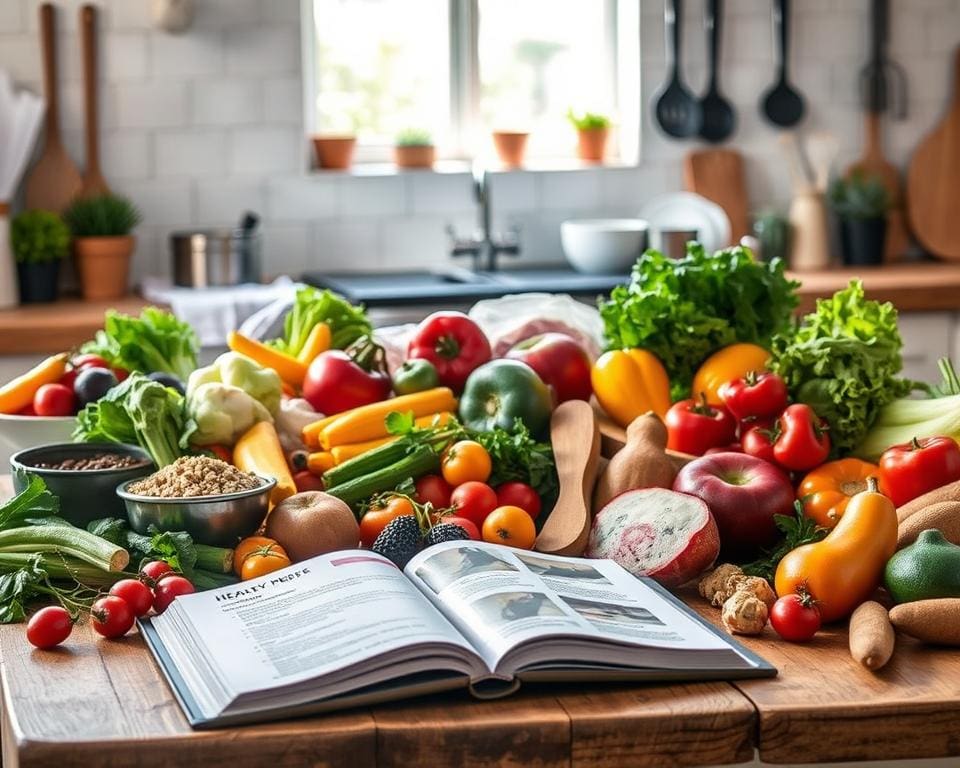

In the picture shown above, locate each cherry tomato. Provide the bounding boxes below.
[741,424,777,464]
[33,383,77,417]
[152,575,196,614]
[18,403,36,416]
[59,367,79,391]
[450,481,498,527]
[481,505,537,550]
[26,606,73,649]
[112,367,130,383]
[359,497,415,548]
[293,469,325,493]
[109,579,154,617]
[71,354,110,370]
[414,474,453,509]
[90,595,135,639]
[441,440,492,486]
[139,560,173,588]
[436,514,480,540]
[241,546,292,580]
[770,593,821,642]
[495,482,541,520]
[234,536,288,575]
[207,444,232,463]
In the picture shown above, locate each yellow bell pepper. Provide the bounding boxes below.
[692,343,770,406]
[591,349,671,428]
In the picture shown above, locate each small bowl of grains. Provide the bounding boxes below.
[116,456,276,546]
[10,443,154,526]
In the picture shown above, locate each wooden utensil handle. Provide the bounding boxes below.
[39,3,59,136]
[80,4,99,168]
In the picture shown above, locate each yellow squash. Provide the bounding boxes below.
[318,389,457,449]
[591,349,671,428]
[297,323,332,365]
[692,343,770,405]
[0,353,68,414]
[227,331,308,390]
[233,421,297,507]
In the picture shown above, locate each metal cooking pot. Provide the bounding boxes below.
[171,212,261,287]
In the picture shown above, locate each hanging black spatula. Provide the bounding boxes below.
[699,0,735,142]
[760,0,805,128]
[654,0,701,139]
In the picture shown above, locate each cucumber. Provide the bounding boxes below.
[325,445,440,508]
[322,439,410,488]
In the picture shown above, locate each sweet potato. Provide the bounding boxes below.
[593,412,676,512]
[896,501,960,548]
[896,479,960,524]
[889,599,960,646]
[849,601,895,670]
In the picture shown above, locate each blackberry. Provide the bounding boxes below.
[372,515,422,568]
[424,523,470,548]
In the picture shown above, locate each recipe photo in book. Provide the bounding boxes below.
[141,541,775,728]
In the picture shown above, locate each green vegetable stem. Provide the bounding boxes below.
[273,286,372,356]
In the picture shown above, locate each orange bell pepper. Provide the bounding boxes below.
[691,343,770,406]
[591,349,671,428]
[797,458,879,528]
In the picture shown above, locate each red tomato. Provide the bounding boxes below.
[139,560,173,587]
[33,383,77,417]
[112,367,130,383]
[18,403,36,416]
[718,371,788,421]
[450,481,498,527]
[59,367,79,391]
[359,497,415,548]
[71,354,110,370]
[438,515,481,540]
[207,445,232,463]
[26,606,73,649]
[407,311,492,393]
[414,474,453,509]
[665,396,737,455]
[302,343,391,415]
[770,593,821,642]
[90,595,135,639]
[741,425,777,464]
[878,436,960,507]
[152,575,196,615]
[109,579,154,617]
[495,482,541,520]
[772,404,830,472]
[293,470,325,493]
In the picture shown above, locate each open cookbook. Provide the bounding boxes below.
[140,541,775,728]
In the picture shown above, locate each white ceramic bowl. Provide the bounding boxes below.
[0,414,76,470]
[561,218,649,274]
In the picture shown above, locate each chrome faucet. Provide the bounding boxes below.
[446,166,520,272]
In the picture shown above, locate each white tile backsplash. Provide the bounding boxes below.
[1,0,958,281]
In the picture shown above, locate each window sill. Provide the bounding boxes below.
[307,158,638,177]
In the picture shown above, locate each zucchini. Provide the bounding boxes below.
[194,544,234,574]
[191,569,239,591]
[0,553,128,587]
[322,439,410,488]
[0,526,128,572]
[326,445,440,507]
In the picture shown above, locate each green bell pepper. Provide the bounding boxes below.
[458,359,552,436]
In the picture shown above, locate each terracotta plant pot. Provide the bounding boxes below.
[577,127,609,163]
[312,136,356,170]
[493,132,529,168]
[74,235,135,300]
[394,145,435,169]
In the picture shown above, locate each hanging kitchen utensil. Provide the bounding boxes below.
[25,3,82,213]
[79,4,109,198]
[779,132,830,272]
[698,0,735,143]
[760,0,805,128]
[848,0,908,262]
[907,47,960,260]
[683,149,749,241]
[654,0,701,139]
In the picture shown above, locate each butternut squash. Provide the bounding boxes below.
[775,477,897,623]
[233,421,297,507]
[593,412,675,512]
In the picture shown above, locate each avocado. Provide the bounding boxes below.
[885,529,960,604]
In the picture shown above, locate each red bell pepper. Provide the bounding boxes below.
[878,436,960,507]
[719,370,788,421]
[407,311,492,393]
[772,403,830,472]
[302,336,391,415]
[665,394,737,455]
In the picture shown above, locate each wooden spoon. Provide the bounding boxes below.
[25,3,81,213]
[79,4,109,198]
[535,400,600,557]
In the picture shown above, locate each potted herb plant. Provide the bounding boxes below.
[492,131,529,168]
[828,173,890,266]
[567,110,611,163]
[63,194,141,300]
[394,128,435,169]
[10,210,70,303]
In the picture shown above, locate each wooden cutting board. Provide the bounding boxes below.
[907,47,960,260]
[683,148,750,242]
[847,112,909,261]
[25,3,81,213]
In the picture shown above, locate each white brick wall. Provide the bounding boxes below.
[0,0,958,279]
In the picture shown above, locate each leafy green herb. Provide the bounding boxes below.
[0,554,106,624]
[770,280,913,456]
[0,556,45,623]
[741,503,827,582]
[10,210,70,264]
[62,193,141,237]
[469,420,558,501]
[0,474,60,530]
[395,127,433,147]
[272,286,372,356]
[600,244,798,400]
[566,109,611,130]
[88,518,198,575]
[827,172,890,220]
[82,307,199,380]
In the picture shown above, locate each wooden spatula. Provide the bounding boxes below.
[907,47,960,260]
[79,4,109,198]
[535,400,600,557]
[25,3,81,213]
[683,148,750,242]
[847,112,908,261]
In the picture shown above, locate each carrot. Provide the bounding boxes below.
[227,331,308,389]
[896,479,960,524]
[0,353,68,414]
[302,413,343,449]
[297,323,331,365]
[897,501,960,548]
[889,599,960,646]
[331,436,396,465]
[319,389,457,449]
[848,601,895,670]
[306,451,335,474]
[233,421,297,508]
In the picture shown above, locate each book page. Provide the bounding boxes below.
[150,550,482,717]
[404,541,732,670]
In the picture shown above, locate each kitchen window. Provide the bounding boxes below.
[305,0,640,166]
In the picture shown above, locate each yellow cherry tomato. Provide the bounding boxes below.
[482,505,537,550]
[442,440,492,485]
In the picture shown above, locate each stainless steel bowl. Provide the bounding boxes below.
[116,476,277,546]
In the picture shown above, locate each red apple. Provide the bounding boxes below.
[506,333,592,403]
[673,452,795,559]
